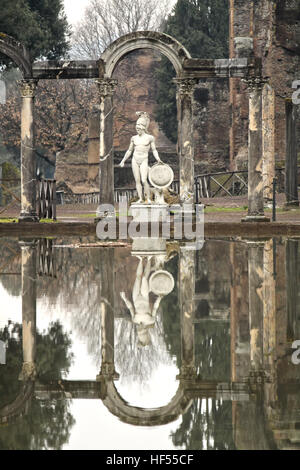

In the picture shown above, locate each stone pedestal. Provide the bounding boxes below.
[131,237,166,255]
[129,203,168,223]
[18,80,39,223]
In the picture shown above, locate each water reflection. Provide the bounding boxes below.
[0,237,299,449]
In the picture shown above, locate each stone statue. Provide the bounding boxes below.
[120,256,162,347]
[119,112,162,204]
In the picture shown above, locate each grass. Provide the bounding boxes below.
[0,218,18,223]
[204,206,247,213]
[0,218,57,223]
[40,218,57,223]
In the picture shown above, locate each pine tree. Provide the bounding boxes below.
[0,0,70,64]
[155,0,229,143]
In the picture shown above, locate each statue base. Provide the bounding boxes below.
[129,203,168,223]
[131,237,166,254]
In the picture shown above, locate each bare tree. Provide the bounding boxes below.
[71,0,172,59]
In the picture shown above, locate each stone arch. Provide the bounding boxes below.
[100,31,191,77]
[0,382,34,425]
[103,381,192,426]
[0,33,32,78]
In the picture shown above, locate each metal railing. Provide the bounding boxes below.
[37,178,56,220]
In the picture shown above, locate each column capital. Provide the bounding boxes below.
[96,362,119,380]
[17,79,38,98]
[19,361,37,381]
[243,76,266,91]
[95,78,118,97]
[174,77,197,97]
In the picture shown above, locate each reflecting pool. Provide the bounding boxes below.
[0,237,299,450]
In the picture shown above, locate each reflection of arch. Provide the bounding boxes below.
[0,33,32,77]
[0,382,34,425]
[101,31,191,77]
[103,381,191,426]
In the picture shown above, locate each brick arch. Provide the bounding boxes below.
[101,31,191,77]
[0,33,32,77]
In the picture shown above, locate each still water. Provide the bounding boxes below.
[0,237,299,450]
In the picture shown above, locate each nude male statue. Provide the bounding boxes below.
[120,256,162,347]
[119,112,162,204]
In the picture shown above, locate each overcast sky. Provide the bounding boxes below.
[63,0,176,27]
[64,0,91,27]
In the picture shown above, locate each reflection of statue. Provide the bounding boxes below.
[119,112,162,204]
[120,256,163,347]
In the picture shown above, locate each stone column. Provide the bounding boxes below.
[242,79,270,222]
[19,240,37,381]
[18,79,39,222]
[285,100,299,206]
[174,78,197,209]
[263,239,276,376]
[177,247,197,380]
[95,78,117,219]
[88,108,100,181]
[97,248,118,380]
[262,83,275,205]
[247,241,265,380]
[286,240,299,340]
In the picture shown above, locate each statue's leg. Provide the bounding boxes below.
[141,259,150,299]
[132,158,143,202]
[133,258,143,302]
[140,160,150,203]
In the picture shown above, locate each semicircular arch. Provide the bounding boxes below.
[101,31,191,78]
[0,33,32,77]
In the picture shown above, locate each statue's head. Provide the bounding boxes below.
[136,111,150,135]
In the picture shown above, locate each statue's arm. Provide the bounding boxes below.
[120,292,135,319]
[120,138,134,167]
[152,295,163,318]
[150,136,162,162]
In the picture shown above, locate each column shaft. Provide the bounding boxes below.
[96,79,117,216]
[179,247,196,378]
[248,242,264,373]
[175,78,196,208]
[18,80,38,222]
[262,84,275,204]
[285,101,299,206]
[20,240,37,380]
[243,79,270,222]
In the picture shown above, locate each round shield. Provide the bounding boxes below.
[149,163,174,189]
[149,270,175,296]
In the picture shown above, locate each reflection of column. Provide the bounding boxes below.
[263,239,278,424]
[243,79,270,222]
[286,240,299,340]
[19,240,37,380]
[174,78,197,208]
[18,80,39,222]
[285,101,299,206]
[178,247,196,379]
[96,78,117,215]
[97,249,118,380]
[248,242,264,377]
[263,239,276,377]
